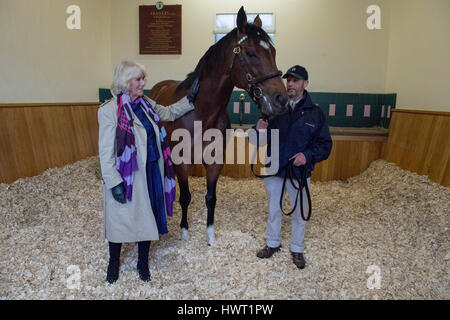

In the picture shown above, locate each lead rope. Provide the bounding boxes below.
[251,159,312,221]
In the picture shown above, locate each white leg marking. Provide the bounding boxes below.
[181,228,189,240]
[206,225,215,246]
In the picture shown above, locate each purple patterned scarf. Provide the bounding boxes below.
[116,93,176,217]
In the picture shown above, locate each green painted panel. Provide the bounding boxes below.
[99,88,396,128]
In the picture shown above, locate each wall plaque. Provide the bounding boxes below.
[139,5,182,55]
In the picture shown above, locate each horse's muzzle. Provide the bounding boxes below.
[273,93,289,115]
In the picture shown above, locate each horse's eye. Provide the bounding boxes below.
[246,50,257,58]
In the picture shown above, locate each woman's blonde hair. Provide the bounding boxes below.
[110,61,147,96]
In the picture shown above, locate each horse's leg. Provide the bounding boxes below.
[177,165,191,240]
[204,163,223,246]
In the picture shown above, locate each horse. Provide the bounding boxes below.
[149,7,289,245]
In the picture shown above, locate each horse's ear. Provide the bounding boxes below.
[236,6,247,33]
[253,15,262,28]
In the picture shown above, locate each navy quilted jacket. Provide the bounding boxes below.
[253,90,332,178]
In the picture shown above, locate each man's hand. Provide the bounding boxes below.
[289,152,307,166]
[111,182,127,204]
[256,118,268,131]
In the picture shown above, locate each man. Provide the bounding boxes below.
[255,65,332,269]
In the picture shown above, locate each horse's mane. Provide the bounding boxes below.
[176,24,272,93]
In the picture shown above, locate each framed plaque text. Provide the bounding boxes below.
[139,5,182,55]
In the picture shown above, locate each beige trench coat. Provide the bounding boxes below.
[98,96,194,243]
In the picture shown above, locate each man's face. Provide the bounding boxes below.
[286,76,309,100]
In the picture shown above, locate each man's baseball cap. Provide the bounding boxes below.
[282,65,308,80]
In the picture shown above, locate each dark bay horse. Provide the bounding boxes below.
[149,7,289,245]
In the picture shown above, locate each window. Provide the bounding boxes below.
[214,13,275,43]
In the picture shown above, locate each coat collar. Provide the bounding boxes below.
[268,90,314,125]
[286,90,313,121]
[292,90,313,111]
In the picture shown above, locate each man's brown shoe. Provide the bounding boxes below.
[257,245,281,259]
[292,252,306,269]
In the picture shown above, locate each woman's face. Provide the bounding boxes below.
[128,72,146,101]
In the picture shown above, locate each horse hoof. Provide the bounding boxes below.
[181,228,189,240]
[206,225,215,246]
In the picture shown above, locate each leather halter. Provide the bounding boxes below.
[229,35,282,101]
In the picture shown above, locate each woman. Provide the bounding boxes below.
[98,61,197,283]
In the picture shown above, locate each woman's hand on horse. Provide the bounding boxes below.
[187,78,200,104]
[289,152,307,166]
[256,118,268,131]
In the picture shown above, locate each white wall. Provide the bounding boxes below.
[0,0,111,103]
[0,0,448,111]
[385,0,450,111]
[110,0,391,94]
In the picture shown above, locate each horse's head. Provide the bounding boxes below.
[229,7,289,119]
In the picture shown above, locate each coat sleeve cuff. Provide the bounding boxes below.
[303,149,313,165]
[103,175,123,190]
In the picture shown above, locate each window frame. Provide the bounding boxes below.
[213,12,275,44]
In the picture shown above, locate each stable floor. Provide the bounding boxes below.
[0,158,448,299]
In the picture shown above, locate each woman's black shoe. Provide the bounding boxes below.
[106,242,122,284]
[137,241,151,282]
[137,262,151,282]
[106,260,120,283]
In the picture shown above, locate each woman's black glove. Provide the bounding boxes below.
[111,182,126,204]
[187,78,199,104]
